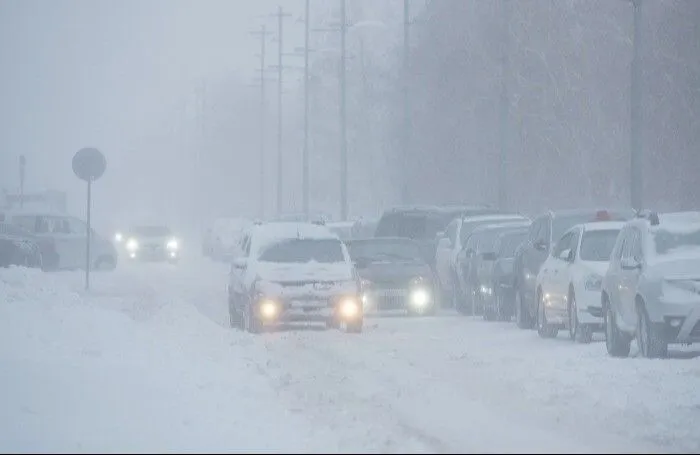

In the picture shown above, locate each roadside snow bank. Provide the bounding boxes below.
[0,266,335,453]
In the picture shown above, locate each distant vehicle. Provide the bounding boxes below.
[123,225,180,263]
[5,211,117,271]
[227,222,362,333]
[0,223,45,269]
[535,221,624,342]
[346,237,437,316]
[481,229,530,321]
[602,212,700,358]
[374,205,502,267]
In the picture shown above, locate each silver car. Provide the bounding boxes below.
[601,211,700,358]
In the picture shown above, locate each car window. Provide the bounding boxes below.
[652,226,700,256]
[497,232,528,258]
[579,229,620,262]
[529,217,544,243]
[553,231,575,259]
[258,238,345,263]
[539,217,552,243]
[446,220,458,244]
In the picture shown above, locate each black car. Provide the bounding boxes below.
[512,208,635,330]
[374,205,501,267]
[345,237,438,316]
[0,222,55,270]
[481,229,529,321]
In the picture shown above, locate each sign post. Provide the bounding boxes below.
[72,147,106,290]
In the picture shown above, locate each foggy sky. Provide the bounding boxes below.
[0,0,305,235]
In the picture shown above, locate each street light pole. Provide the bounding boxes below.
[401,0,410,206]
[250,25,272,219]
[303,0,311,219]
[340,0,348,221]
[630,0,643,211]
[498,0,510,210]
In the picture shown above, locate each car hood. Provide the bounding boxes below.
[579,260,609,277]
[257,261,353,284]
[356,260,432,284]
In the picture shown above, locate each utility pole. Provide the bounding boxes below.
[630,0,643,211]
[250,25,273,219]
[303,0,311,219]
[498,0,510,210]
[401,0,410,205]
[271,6,292,216]
[340,0,348,221]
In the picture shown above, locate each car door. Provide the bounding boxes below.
[552,229,579,314]
[618,227,643,328]
[230,234,251,301]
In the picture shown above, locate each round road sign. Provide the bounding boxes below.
[72,147,106,182]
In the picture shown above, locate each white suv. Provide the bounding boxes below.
[227,222,363,333]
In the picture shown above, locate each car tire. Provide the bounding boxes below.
[636,302,668,359]
[604,300,631,358]
[536,291,558,339]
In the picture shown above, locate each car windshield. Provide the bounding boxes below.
[475,227,527,254]
[375,212,453,240]
[131,226,171,237]
[460,218,525,245]
[579,229,620,261]
[346,239,424,263]
[258,238,345,263]
[498,232,528,258]
[652,227,700,256]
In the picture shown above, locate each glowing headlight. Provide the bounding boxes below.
[259,299,278,319]
[126,238,139,251]
[584,274,602,291]
[410,288,430,306]
[339,297,361,319]
[480,285,493,296]
[166,239,178,250]
[114,232,123,242]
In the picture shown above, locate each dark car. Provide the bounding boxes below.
[512,208,635,330]
[456,220,531,315]
[0,222,54,270]
[345,237,438,316]
[480,229,529,321]
[122,225,180,263]
[374,205,501,267]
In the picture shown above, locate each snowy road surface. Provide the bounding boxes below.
[1,256,699,453]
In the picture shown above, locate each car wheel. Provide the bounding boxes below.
[636,302,668,359]
[537,291,558,339]
[515,288,532,329]
[604,300,631,357]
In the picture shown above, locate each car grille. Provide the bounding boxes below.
[366,288,409,310]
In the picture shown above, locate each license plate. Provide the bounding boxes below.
[291,299,327,308]
[373,289,407,298]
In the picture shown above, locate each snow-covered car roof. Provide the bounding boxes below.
[252,222,338,244]
[462,213,529,223]
[579,221,626,232]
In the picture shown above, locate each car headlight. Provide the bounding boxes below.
[258,298,279,319]
[126,238,138,251]
[166,239,178,250]
[339,297,361,319]
[480,285,493,296]
[584,274,602,291]
[410,288,431,306]
[114,232,123,242]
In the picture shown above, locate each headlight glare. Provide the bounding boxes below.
[126,238,138,251]
[339,297,361,318]
[410,288,430,306]
[167,239,178,250]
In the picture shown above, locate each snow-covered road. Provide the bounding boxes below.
[2,256,699,453]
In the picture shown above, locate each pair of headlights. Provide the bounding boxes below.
[256,296,361,320]
[361,278,432,307]
[124,238,179,251]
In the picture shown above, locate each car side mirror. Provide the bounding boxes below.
[534,239,548,251]
[232,257,247,269]
[621,257,641,271]
[482,252,497,261]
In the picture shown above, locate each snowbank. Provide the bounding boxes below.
[0,266,336,453]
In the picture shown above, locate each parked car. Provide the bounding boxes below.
[456,220,531,315]
[602,212,700,358]
[6,211,117,271]
[482,229,530,321]
[227,222,363,333]
[512,208,635,330]
[535,221,624,342]
[345,237,437,316]
[0,222,60,271]
[375,205,501,268]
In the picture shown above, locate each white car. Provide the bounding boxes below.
[227,222,363,333]
[535,221,624,342]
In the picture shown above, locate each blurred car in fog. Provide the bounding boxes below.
[0,222,47,269]
[346,237,437,316]
[123,225,180,263]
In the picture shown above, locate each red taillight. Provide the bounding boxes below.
[595,210,611,221]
